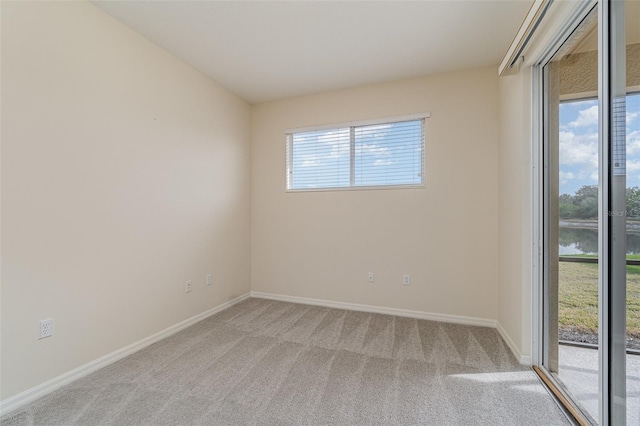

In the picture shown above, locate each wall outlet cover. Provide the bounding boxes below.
[38,319,53,339]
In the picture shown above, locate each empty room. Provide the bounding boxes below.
[2,0,638,424]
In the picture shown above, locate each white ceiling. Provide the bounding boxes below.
[93,1,532,104]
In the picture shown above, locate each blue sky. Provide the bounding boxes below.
[559,93,640,195]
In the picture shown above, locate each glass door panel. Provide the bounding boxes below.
[625,1,639,423]
[543,6,600,423]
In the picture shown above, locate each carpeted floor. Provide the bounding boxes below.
[1,298,570,425]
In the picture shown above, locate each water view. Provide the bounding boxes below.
[557,93,640,258]
[559,224,640,255]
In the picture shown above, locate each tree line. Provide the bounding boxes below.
[560,185,640,219]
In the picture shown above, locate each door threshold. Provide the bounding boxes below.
[533,365,593,426]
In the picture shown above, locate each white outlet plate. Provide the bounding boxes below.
[368,272,375,283]
[38,319,53,339]
[403,274,411,285]
[206,274,212,286]
[185,281,192,293]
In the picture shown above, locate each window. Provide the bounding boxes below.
[286,114,428,191]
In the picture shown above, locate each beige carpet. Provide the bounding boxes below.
[1,298,570,425]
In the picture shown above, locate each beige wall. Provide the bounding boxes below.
[251,67,500,321]
[1,1,251,399]
[497,69,533,361]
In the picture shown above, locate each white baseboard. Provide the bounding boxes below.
[496,321,530,365]
[251,292,531,364]
[0,292,250,417]
[250,291,497,328]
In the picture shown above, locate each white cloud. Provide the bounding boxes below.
[559,130,598,168]
[355,143,388,157]
[627,130,640,155]
[566,103,638,127]
[318,129,349,142]
[364,124,392,131]
[559,171,575,185]
[356,124,392,139]
[627,160,640,172]
[317,129,350,159]
[373,159,393,166]
[569,105,599,128]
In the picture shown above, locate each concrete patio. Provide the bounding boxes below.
[557,344,640,424]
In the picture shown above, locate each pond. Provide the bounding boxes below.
[559,225,640,255]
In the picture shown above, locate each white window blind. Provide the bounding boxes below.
[286,116,426,191]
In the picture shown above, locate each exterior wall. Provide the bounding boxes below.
[558,43,639,96]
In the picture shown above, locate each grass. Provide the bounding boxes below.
[559,255,640,339]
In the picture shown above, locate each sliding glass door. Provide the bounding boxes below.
[542,5,601,422]
[538,1,638,424]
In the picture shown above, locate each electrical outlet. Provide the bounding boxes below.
[38,319,53,339]
[185,280,192,293]
[403,274,411,286]
[206,274,212,286]
[368,272,375,283]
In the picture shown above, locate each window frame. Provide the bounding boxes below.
[285,113,430,192]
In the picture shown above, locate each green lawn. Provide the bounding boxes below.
[559,255,640,338]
